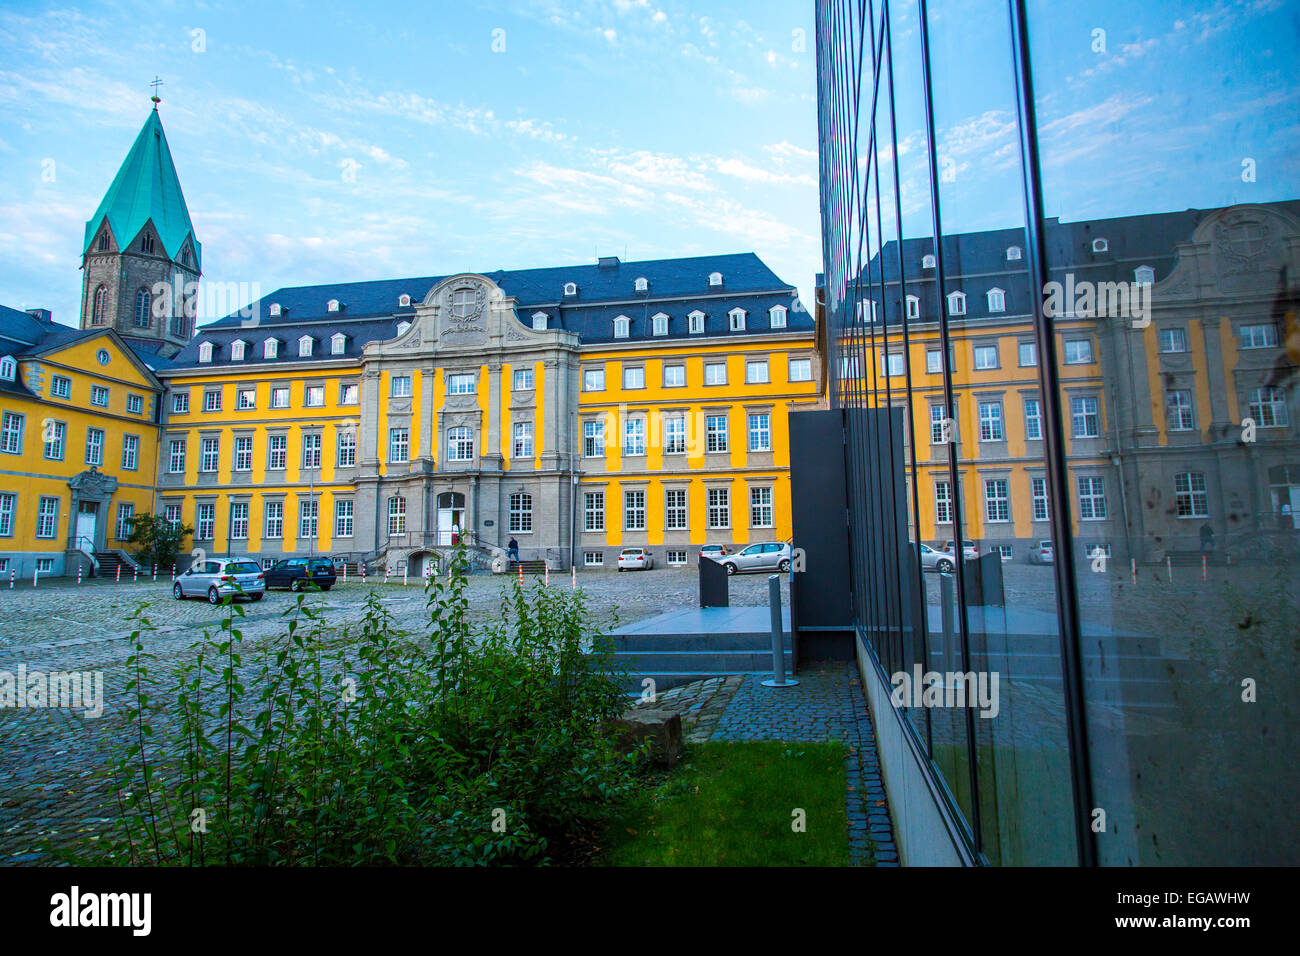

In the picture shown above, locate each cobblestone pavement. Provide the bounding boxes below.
[0,567,784,865]
[631,675,745,743]
[709,662,898,867]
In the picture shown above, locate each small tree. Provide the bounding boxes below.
[128,513,193,571]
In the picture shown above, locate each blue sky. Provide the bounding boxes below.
[0,0,1295,330]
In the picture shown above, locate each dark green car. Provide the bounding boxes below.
[263,557,337,592]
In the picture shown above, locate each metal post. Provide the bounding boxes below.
[940,572,956,673]
[77,563,83,585]
[761,574,798,688]
[1130,557,1137,586]
[1166,555,1173,582]
[571,565,576,590]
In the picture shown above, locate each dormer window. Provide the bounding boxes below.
[398,294,411,307]
[331,333,347,355]
[198,342,213,363]
[0,356,15,381]
[652,312,669,336]
[531,312,548,331]
[564,282,578,297]
[987,288,1006,313]
[613,315,631,339]
[768,305,788,328]
[298,336,314,357]
[906,295,920,319]
[635,277,649,292]
[263,338,278,359]
[729,308,747,332]
[1006,246,1022,261]
[396,321,411,336]
[1135,265,1155,285]
[327,299,340,313]
[269,303,282,317]
[688,310,705,334]
[708,272,723,287]
[922,254,936,269]
[1092,238,1108,253]
[947,291,967,316]
[231,340,247,361]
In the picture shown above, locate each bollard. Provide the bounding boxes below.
[8,568,13,589]
[1130,557,1136,586]
[152,564,157,582]
[77,564,83,585]
[171,563,176,583]
[518,564,524,584]
[361,562,367,584]
[403,565,409,586]
[1166,555,1173,582]
[384,565,390,585]
[133,566,138,583]
[1202,554,1207,581]
[571,565,576,590]
[761,574,798,688]
[115,564,121,582]
[33,567,39,588]
[342,563,347,584]
[544,567,549,587]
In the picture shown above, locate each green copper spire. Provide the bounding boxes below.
[82,108,200,269]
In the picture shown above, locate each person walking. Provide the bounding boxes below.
[1199,522,1216,555]
[507,537,519,563]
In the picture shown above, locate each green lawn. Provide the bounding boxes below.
[601,741,852,867]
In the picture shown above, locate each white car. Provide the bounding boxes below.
[617,547,655,571]
[717,542,793,575]
[1028,540,1054,564]
[920,543,956,574]
[173,558,266,604]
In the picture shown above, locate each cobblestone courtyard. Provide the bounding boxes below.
[0,568,787,864]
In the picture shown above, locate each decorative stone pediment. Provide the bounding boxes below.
[68,467,117,499]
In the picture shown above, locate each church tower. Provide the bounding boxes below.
[80,100,200,358]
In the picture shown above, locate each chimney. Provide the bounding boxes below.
[26,308,51,322]
[597,256,620,270]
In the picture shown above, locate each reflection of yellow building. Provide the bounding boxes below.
[0,311,162,578]
[822,202,1300,562]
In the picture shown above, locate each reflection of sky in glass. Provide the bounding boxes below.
[876,0,1299,237]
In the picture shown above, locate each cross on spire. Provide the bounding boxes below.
[150,76,163,109]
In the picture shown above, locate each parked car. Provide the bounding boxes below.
[1028,540,1054,564]
[173,558,265,604]
[920,543,956,573]
[717,541,793,575]
[263,556,338,591]
[942,539,980,561]
[698,544,729,562]
[617,547,655,571]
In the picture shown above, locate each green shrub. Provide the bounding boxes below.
[77,545,638,866]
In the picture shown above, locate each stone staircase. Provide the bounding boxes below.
[505,559,548,575]
[93,550,135,578]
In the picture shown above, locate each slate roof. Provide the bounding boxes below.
[172,252,812,369]
[854,201,1300,325]
[82,109,201,269]
[0,305,175,394]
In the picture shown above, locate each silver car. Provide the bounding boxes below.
[718,541,793,575]
[920,543,956,573]
[173,558,266,604]
[1028,540,1054,564]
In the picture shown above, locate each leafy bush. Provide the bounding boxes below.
[78,546,638,866]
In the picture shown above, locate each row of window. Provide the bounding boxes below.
[0,412,142,469]
[0,493,138,541]
[930,470,1211,526]
[28,375,146,412]
[582,411,772,457]
[198,333,354,364]
[177,382,358,414]
[583,356,812,392]
[581,485,775,533]
[609,304,788,338]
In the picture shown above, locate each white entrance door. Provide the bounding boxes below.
[75,503,98,551]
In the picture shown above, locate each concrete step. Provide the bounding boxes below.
[619,671,778,694]
[605,632,793,653]
[614,650,793,673]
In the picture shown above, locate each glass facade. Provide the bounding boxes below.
[816,0,1298,864]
